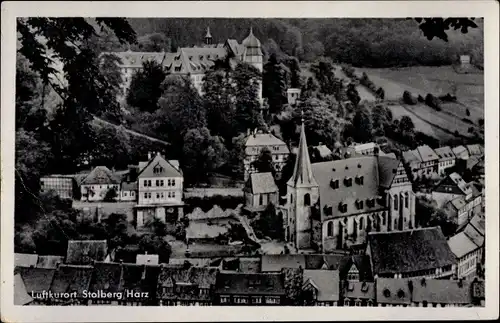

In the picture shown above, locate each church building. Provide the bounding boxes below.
[279,118,416,253]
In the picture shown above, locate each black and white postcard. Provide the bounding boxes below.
[1,1,498,321]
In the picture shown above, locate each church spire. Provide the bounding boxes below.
[288,110,318,187]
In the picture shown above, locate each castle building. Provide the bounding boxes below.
[102,27,263,103]
[279,118,416,253]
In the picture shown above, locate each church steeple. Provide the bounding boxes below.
[204,27,212,45]
[288,111,318,187]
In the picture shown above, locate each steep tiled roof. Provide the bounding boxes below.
[378,156,401,189]
[17,267,56,293]
[448,232,480,258]
[342,281,375,300]
[434,146,455,160]
[449,196,466,211]
[314,145,333,158]
[14,273,33,305]
[36,255,64,269]
[165,47,227,75]
[367,227,456,275]
[137,153,183,178]
[311,156,386,218]
[66,240,108,265]
[88,262,123,294]
[157,266,219,300]
[376,278,411,304]
[452,145,470,159]
[121,181,138,191]
[462,219,485,247]
[402,150,422,164]
[339,255,373,282]
[303,270,340,302]
[245,172,278,194]
[119,264,160,300]
[81,166,120,185]
[15,253,38,268]
[261,255,306,272]
[466,144,483,156]
[215,272,284,295]
[245,133,289,155]
[103,51,167,68]
[449,173,472,195]
[410,278,472,304]
[416,145,439,162]
[50,264,93,295]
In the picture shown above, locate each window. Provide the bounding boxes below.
[290,194,293,204]
[220,296,230,304]
[330,179,340,189]
[157,193,160,199]
[344,177,353,187]
[359,217,364,230]
[259,194,263,205]
[304,194,311,206]
[356,176,364,185]
[234,297,248,304]
[131,192,135,197]
[356,200,364,210]
[144,180,151,187]
[405,193,409,208]
[251,296,262,304]
[393,195,398,210]
[327,221,334,237]
[265,296,280,304]
[172,192,176,198]
[382,212,386,225]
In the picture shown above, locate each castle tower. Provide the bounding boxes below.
[242,27,263,104]
[285,112,319,250]
[204,27,212,46]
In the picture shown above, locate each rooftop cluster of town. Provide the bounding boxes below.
[19,26,486,307]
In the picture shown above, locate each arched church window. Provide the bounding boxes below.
[327,221,334,237]
[304,193,311,206]
[405,193,409,208]
[290,194,293,204]
[359,217,364,230]
[393,195,398,210]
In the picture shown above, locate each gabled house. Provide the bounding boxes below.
[86,262,123,305]
[214,272,285,305]
[376,278,411,307]
[410,278,472,307]
[120,181,137,202]
[135,152,184,230]
[302,270,340,306]
[157,265,218,306]
[434,146,456,176]
[244,172,279,213]
[340,281,376,307]
[452,145,470,160]
[431,172,473,208]
[80,166,121,201]
[339,255,373,282]
[66,240,108,265]
[466,144,484,158]
[366,227,457,279]
[15,267,56,305]
[244,131,290,181]
[49,264,93,305]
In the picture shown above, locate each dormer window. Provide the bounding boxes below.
[344,177,353,187]
[330,179,340,189]
[338,202,348,213]
[367,198,376,208]
[355,199,364,210]
[323,205,333,216]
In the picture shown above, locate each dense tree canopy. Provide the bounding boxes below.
[127,60,168,112]
[263,53,288,114]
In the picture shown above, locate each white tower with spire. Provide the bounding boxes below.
[204,26,212,46]
[285,112,319,250]
[242,27,264,104]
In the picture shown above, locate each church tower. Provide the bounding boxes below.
[242,27,263,104]
[204,27,213,46]
[285,113,319,250]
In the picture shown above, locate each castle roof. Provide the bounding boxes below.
[367,227,456,276]
[245,172,278,194]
